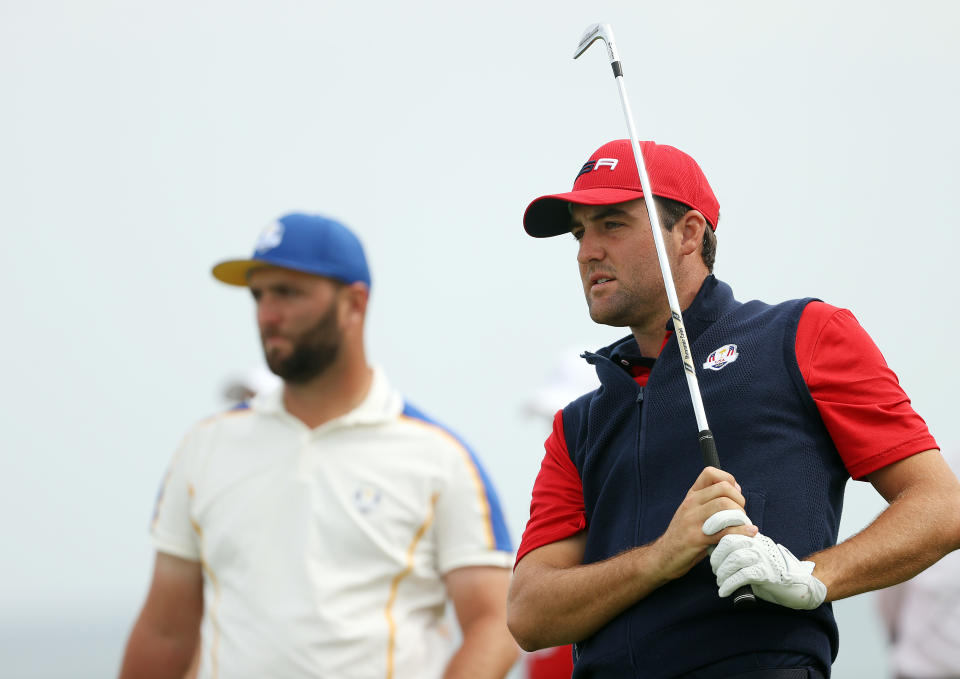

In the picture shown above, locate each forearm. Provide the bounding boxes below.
[811,481,960,601]
[510,469,753,649]
[443,616,519,679]
[507,542,672,651]
[118,619,198,679]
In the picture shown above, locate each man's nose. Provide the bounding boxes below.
[257,299,283,328]
[577,230,604,264]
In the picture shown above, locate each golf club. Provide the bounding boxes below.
[575,22,756,608]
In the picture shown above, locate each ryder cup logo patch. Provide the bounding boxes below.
[703,344,739,371]
[353,485,382,514]
[254,221,285,253]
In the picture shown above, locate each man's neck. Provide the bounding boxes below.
[282,358,374,429]
[630,273,707,358]
[631,316,673,358]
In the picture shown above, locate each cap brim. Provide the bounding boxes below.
[523,188,645,237]
[211,257,368,287]
[211,259,278,286]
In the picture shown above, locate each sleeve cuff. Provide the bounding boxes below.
[151,532,200,562]
[439,550,515,574]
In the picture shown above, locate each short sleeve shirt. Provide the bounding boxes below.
[152,367,513,679]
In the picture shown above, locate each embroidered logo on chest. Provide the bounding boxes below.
[702,343,739,371]
[353,485,382,514]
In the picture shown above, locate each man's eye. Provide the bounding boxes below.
[605,221,623,230]
[571,230,584,241]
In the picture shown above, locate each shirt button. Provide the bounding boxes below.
[621,360,630,366]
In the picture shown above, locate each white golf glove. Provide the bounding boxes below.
[710,533,827,610]
[702,508,750,536]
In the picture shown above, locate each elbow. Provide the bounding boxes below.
[936,477,960,553]
[506,589,544,652]
[923,483,960,560]
[949,493,960,552]
[516,638,542,653]
[506,618,541,653]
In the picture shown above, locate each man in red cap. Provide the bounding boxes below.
[507,140,960,678]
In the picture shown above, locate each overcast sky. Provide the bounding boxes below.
[2,1,958,676]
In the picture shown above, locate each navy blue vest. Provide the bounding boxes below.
[563,276,847,678]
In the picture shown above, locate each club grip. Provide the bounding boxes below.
[698,430,757,609]
[697,429,721,468]
[732,585,756,608]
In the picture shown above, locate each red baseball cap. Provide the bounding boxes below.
[523,139,720,237]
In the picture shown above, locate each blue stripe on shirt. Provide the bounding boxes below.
[402,401,513,552]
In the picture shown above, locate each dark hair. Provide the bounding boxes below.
[655,197,716,273]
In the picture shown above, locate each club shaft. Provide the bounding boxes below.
[598,28,756,609]
[613,75,710,433]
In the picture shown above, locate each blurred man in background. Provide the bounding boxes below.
[119,213,518,679]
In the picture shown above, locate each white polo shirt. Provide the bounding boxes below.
[151,368,513,679]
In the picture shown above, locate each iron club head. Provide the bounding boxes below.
[573,22,618,63]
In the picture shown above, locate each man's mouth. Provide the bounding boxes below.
[589,272,616,287]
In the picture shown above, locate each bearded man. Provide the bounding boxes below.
[120,213,518,679]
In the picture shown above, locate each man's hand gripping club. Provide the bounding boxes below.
[656,467,759,582]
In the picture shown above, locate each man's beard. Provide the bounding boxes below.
[263,303,342,384]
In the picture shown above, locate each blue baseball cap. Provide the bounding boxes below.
[212,213,371,288]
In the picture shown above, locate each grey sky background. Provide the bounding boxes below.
[2,1,957,676]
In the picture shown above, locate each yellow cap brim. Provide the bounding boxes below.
[211,259,272,286]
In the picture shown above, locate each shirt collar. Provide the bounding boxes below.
[598,275,738,367]
[665,274,738,344]
[250,365,403,428]
[672,274,736,324]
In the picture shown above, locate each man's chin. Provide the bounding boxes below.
[262,352,288,376]
[263,342,289,359]
[264,359,301,383]
[588,307,631,328]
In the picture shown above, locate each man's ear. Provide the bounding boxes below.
[677,210,708,257]
[339,282,369,326]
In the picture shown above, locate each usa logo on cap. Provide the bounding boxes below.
[703,344,739,371]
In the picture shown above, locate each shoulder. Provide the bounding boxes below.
[396,400,478,458]
[735,295,817,319]
[395,401,506,491]
[558,389,596,440]
[728,297,852,345]
[191,402,258,433]
[797,300,853,330]
[175,402,264,458]
[795,301,878,366]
